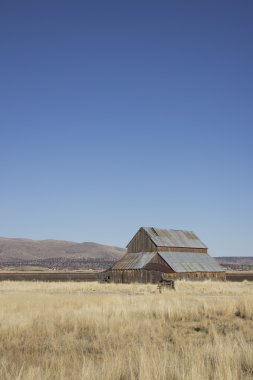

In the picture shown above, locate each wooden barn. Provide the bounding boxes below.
[101,227,225,283]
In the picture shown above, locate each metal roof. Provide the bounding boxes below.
[143,227,207,249]
[111,250,223,273]
[158,251,224,272]
[111,251,156,270]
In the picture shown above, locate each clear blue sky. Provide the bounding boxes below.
[0,1,252,256]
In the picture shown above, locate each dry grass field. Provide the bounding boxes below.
[0,281,253,380]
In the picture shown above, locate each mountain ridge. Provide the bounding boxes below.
[0,236,126,263]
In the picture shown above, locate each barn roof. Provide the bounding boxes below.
[142,227,207,249]
[111,251,223,272]
[158,251,224,272]
[112,251,156,270]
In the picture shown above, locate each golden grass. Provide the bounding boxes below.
[0,281,253,380]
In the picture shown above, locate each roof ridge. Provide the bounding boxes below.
[144,227,195,233]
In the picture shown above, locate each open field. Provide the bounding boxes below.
[0,270,98,282]
[0,281,253,380]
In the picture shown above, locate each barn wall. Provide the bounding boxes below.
[127,228,157,253]
[99,269,226,283]
[162,272,226,281]
[158,247,208,253]
[99,270,162,284]
[144,253,174,273]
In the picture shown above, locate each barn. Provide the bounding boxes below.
[101,227,225,283]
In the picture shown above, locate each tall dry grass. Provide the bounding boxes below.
[0,280,252,380]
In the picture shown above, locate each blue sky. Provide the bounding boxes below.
[0,1,253,256]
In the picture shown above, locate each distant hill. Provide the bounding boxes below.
[216,256,253,270]
[0,236,126,267]
[0,236,252,271]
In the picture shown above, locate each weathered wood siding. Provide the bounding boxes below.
[100,269,163,284]
[99,269,226,283]
[162,272,226,281]
[127,228,157,253]
[158,247,208,253]
[144,253,173,273]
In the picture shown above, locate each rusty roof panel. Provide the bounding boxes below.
[158,251,224,272]
[112,251,156,270]
[143,227,207,249]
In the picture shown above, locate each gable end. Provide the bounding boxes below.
[127,227,157,253]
